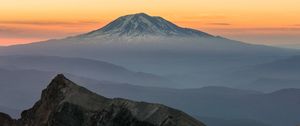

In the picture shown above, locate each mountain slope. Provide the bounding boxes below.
[0,74,206,126]
[0,112,17,126]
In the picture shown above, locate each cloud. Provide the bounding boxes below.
[205,27,300,32]
[0,20,100,26]
[207,23,231,26]
[0,20,103,39]
[182,15,227,20]
[201,27,300,41]
[0,26,82,39]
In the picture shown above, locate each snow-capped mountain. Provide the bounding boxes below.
[78,13,214,38]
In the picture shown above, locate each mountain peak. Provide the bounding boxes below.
[50,74,68,86]
[126,12,150,17]
[44,73,79,97]
[80,13,214,38]
[40,74,108,108]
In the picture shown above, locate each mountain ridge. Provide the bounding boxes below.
[0,74,206,126]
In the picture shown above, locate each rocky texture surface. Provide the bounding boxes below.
[0,74,205,126]
[0,112,18,126]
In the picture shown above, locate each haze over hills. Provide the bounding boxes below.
[0,55,172,87]
[222,55,300,91]
[94,84,300,126]
[0,70,299,126]
[0,54,299,91]
[199,117,271,126]
[0,12,300,126]
[0,74,206,126]
[0,13,297,89]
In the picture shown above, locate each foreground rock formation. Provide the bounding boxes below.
[0,74,205,126]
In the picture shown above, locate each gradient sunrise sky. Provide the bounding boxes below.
[0,0,300,46]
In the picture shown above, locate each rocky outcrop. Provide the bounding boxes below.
[0,74,206,126]
[0,112,18,126]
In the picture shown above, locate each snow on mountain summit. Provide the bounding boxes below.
[79,13,214,38]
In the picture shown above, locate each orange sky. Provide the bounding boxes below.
[1,0,300,46]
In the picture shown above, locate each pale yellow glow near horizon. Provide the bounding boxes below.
[0,0,300,46]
